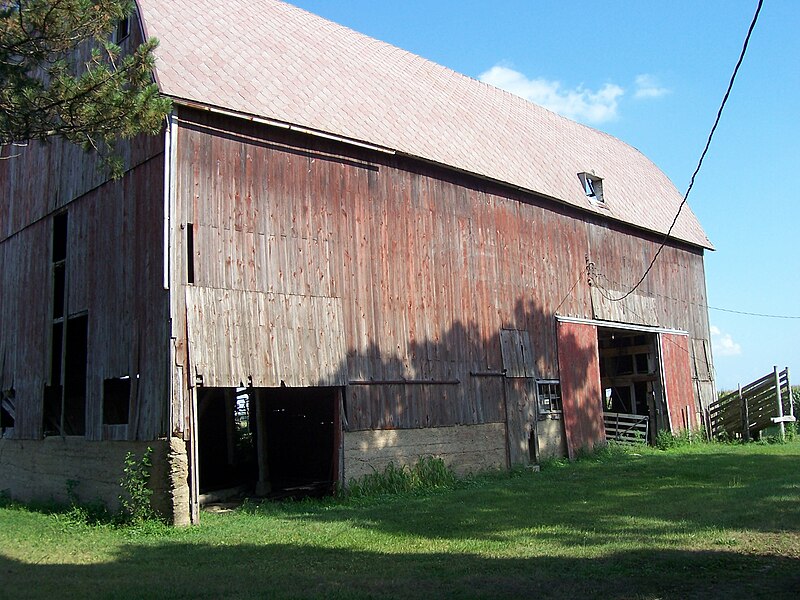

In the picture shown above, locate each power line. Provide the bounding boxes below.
[707,305,800,320]
[592,272,800,320]
[606,0,764,302]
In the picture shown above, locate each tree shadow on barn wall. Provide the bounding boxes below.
[333,296,600,433]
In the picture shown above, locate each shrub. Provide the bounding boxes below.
[118,447,156,524]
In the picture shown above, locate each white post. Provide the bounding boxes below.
[774,366,785,441]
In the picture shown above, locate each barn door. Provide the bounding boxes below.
[500,329,538,466]
[557,321,604,459]
[659,333,696,432]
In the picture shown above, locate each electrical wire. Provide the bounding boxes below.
[606,0,764,302]
[593,271,800,320]
[553,271,586,315]
[706,305,800,320]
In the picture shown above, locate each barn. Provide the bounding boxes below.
[0,0,715,525]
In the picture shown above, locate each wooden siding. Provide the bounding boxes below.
[169,108,714,434]
[0,133,168,440]
[590,287,658,326]
[661,333,696,431]
[557,321,605,459]
[0,17,160,246]
[0,222,49,438]
[185,286,346,387]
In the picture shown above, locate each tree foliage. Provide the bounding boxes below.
[0,0,171,175]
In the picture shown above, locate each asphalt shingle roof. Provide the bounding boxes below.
[137,0,712,249]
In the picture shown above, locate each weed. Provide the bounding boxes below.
[118,446,156,524]
[655,428,692,450]
[345,456,457,499]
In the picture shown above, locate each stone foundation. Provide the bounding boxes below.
[343,422,507,482]
[0,437,190,525]
[536,415,568,460]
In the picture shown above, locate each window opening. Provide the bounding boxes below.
[114,17,130,43]
[42,384,62,436]
[1,388,15,436]
[53,264,65,319]
[103,377,131,425]
[186,223,195,284]
[537,380,562,413]
[50,322,63,385]
[578,172,605,205]
[62,315,88,436]
[52,212,68,262]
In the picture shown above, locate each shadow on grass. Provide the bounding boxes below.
[277,450,800,548]
[2,543,798,599]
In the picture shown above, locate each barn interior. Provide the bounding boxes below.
[597,327,666,444]
[197,386,339,502]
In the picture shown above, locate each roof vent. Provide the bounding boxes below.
[578,172,605,206]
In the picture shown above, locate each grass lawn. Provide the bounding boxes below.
[1,441,799,599]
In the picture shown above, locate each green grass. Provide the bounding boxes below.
[1,442,799,599]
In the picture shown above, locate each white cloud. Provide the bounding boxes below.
[479,65,623,124]
[634,74,669,99]
[710,325,742,357]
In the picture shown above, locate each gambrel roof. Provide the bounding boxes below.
[137,0,712,249]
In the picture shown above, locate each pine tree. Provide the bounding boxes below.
[0,1,171,176]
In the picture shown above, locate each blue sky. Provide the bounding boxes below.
[288,0,799,391]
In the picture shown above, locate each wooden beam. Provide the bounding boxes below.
[254,389,271,496]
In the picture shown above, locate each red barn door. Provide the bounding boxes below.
[557,321,605,459]
[660,333,696,432]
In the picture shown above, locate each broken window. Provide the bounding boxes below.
[52,212,67,262]
[62,315,88,435]
[537,380,562,413]
[43,211,88,437]
[578,172,605,205]
[1,388,15,437]
[113,17,130,43]
[103,377,131,425]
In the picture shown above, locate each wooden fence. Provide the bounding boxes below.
[604,412,649,445]
[708,366,795,440]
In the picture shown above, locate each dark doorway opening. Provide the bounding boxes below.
[197,386,340,502]
[597,328,666,444]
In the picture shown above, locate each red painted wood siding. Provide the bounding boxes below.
[166,108,715,434]
[557,321,604,459]
[661,333,696,431]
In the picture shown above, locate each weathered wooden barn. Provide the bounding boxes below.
[0,0,716,524]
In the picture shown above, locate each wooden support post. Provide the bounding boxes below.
[225,389,236,466]
[786,367,794,421]
[188,386,200,524]
[740,384,750,442]
[774,366,785,441]
[254,389,271,496]
[331,388,343,488]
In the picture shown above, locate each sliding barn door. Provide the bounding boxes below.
[660,333,696,432]
[557,321,604,459]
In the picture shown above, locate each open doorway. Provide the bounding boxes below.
[597,328,667,444]
[197,386,340,501]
